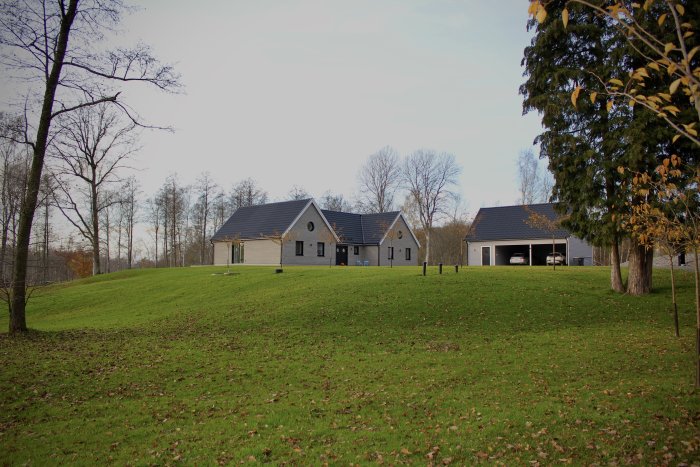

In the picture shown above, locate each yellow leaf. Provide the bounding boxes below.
[658,13,667,26]
[631,2,641,7]
[571,86,581,108]
[536,4,547,23]
[648,62,660,71]
[664,42,675,54]
[609,78,625,87]
[669,78,681,94]
[683,31,694,39]
[658,93,672,102]
[675,3,684,15]
[689,46,700,61]
[528,1,538,16]
[643,0,653,11]
[617,166,625,174]
[606,100,613,112]
[663,105,680,116]
[672,134,681,143]
[562,8,569,28]
[590,91,597,104]
[687,128,698,137]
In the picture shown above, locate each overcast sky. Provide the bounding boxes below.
[4,0,545,218]
[114,0,544,214]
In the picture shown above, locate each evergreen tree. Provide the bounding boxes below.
[520,0,697,295]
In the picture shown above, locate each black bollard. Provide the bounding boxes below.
[455,264,459,273]
[439,263,443,274]
[422,261,427,276]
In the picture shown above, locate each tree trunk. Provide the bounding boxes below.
[627,238,653,295]
[693,245,700,389]
[9,1,78,333]
[669,253,679,338]
[610,239,625,293]
[91,184,101,275]
[425,230,431,265]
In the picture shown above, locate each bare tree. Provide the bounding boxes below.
[319,191,352,212]
[517,149,540,205]
[229,178,267,212]
[0,115,29,283]
[402,150,461,265]
[357,146,402,213]
[119,176,139,269]
[192,172,217,265]
[287,185,310,201]
[0,0,180,333]
[51,104,137,275]
[517,148,553,204]
[145,196,163,267]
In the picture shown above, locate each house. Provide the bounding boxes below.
[465,203,593,266]
[211,199,420,266]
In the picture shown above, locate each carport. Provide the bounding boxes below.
[465,203,593,267]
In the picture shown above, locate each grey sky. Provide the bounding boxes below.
[3,1,544,217]
[118,0,543,214]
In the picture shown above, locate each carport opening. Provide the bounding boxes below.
[532,243,566,265]
[495,243,568,266]
[495,244,530,265]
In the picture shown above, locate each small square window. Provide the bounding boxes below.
[317,242,325,257]
[295,241,304,256]
[405,248,411,261]
[353,246,359,255]
[388,246,394,260]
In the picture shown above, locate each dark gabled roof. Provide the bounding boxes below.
[321,210,400,244]
[211,198,311,241]
[212,199,412,246]
[321,210,364,244]
[361,212,400,244]
[466,203,571,242]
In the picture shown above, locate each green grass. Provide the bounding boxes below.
[1,266,698,465]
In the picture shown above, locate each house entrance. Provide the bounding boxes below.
[336,244,348,266]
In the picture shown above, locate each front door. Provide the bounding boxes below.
[482,246,491,266]
[336,244,348,266]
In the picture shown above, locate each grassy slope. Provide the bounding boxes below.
[0,266,698,465]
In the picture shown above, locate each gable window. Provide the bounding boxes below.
[353,245,359,255]
[397,230,403,239]
[405,248,411,261]
[296,241,304,256]
[307,221,315,231]
[317,242,325,257]
[388,247,394,260]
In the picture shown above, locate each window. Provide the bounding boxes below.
[307,221,314,231]
[397,230,403,239]
[353,245,359,255]
[317,242,325,257]
[232,243,245,264]
[405,248,411,261]
[388,247,394,260]
[296,241,304,256]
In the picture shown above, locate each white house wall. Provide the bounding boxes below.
[281,204,337,266]
[213,241,229,266]
[378,216,419,266]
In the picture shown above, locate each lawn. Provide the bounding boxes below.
[0,266,698,465]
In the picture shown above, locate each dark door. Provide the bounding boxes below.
[336,244,348,266]
[482,246,491,266]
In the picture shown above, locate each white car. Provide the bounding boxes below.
[509,253,528,265]
[546,252,566,265]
